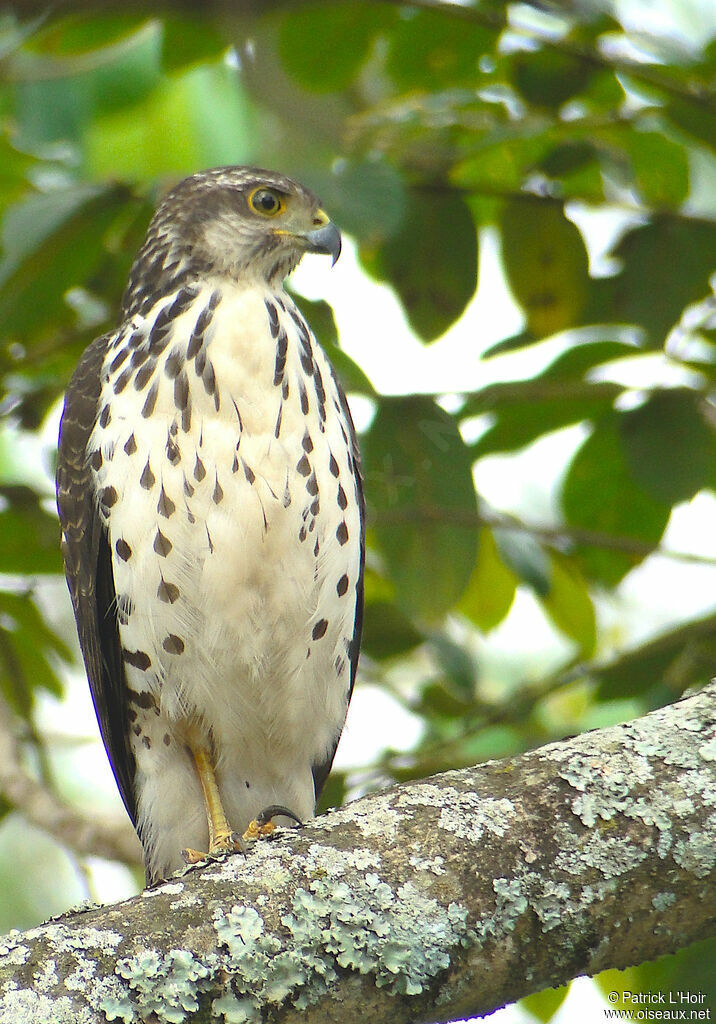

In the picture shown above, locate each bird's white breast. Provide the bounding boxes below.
[88,279,362,871]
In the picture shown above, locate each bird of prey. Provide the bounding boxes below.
[56,166,364,884]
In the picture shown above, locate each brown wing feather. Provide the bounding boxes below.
[56,333,137,825]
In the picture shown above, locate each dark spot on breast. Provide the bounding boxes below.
[312,618,328,640]
[142,381,159,418]
[336,521,349,545]
[329,453,339,477]
[157,486,176,518]
[174,373,189,412]
[187,329,203,360]
[99,404,111,428]
[242,460,255,485]
[163,733,171,746]
[274,404,283,439]
[299,382,309,415]
[100,486,118,511]
[89,449,103,471]
[110,347,130,373]
[273,327,288,385]
[202,361,216,395]
[163,634,185,655]
[212,478,224,504]
[133,723,142,736]
[265,299,280,338]
[296,455,311,477]
[195,348,206,376]
[298,524,307,543]
[153,529,172,556]
[113,367,132,394]
[124,650,152,671]
[128,687,156,708]
[306,472,318,496]
[135,361,156,392]
[313,538,320,557]
[337,574,349,597]
[140,461,155,490]
[163,351,182,383]
[282,379,289,400]
[123,435,138,457]
[157,579,180,603]
[127,329,145,350]
[337,484,348,510]
[131,346,150,370]
[183,476,194,496]
[166,435,181,466]
[300,350,313,375]
[147,307,177,356]
[310,496,320,516]
[116,538,132,561]
[142,735,152,749]
[194,456,206,481]
[302,431,314,453]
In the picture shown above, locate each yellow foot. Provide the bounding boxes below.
[181,829,245,866]
[242,804,303,844]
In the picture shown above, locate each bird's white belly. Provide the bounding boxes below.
[89,283,362,876]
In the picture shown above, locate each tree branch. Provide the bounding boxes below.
[1,683,715,1024]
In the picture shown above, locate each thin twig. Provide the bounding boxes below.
[371,505,716,566]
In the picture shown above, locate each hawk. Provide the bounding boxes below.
[56,167,364,884]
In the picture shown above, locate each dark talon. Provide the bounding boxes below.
[256,804,303,827]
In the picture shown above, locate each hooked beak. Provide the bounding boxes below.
[303,219,342,266]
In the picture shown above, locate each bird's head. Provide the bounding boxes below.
[127,166,341,305]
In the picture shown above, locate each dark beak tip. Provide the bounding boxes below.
[306,222,342,266]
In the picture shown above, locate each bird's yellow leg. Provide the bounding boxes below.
[182,744,244,865]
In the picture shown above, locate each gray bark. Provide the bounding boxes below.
[1,682,714,1024]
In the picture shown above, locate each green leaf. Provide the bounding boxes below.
[0,183,133,339]
[626,129,690,207]
[494,528,551,596]
[362,191,478,342]
[539,340,640,380]
[86,59,257,179]
[619,389,714,504]
[0,486,63,575]
[539,553,596,658]
[597,937,716,1012]
[593,612,716,701]
[0,590,70,719]
[666,95,716,148]
[13,18,164,145]
[385,7,497,91]
[361,599,424,661]
[458,527,518,633]
[512,48,592,109]
[303,158,407,247]
[500,198,590,338]
[561,416,671,585]
[278,2,395,93]
[428,634,479,699]
[469,383,619,459]
[160,17,228,72]
[363,396,478,621]
[605,217,716,347]
[520,983,570,1022]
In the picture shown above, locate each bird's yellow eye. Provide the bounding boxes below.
[248,188,285,218]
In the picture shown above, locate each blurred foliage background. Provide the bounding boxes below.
[0,0,714,1019]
